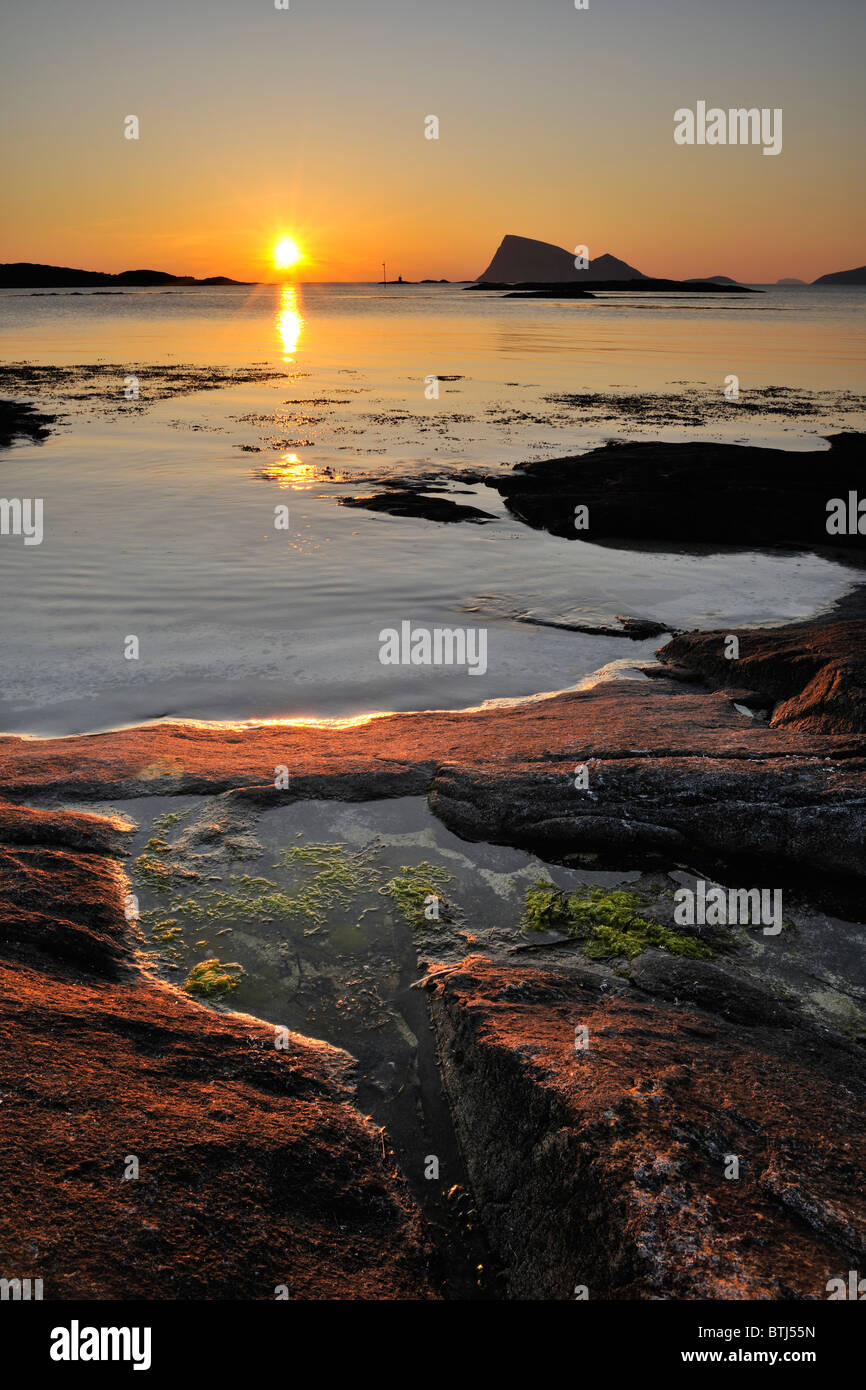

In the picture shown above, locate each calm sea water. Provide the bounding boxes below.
[1,283,864,735]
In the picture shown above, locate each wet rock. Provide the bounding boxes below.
[0,803,437,1299]
[615,616,670,639]
[426,955,866,1299]
[659,591,866,735]
[513,612,668,639]
[0,398,58,448]
[494,432,866,560]
[2,671,865,912]
[628,951,801,1029]
[339,490,495,523]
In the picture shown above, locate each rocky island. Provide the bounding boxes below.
[0,262,250,287]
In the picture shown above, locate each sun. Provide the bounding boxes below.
[274,237,303,271]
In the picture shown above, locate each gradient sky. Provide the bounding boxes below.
[1,0,863,282]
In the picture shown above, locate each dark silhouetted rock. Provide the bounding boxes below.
[494,431,866,558]
[0,262,249,287]
[339,490,495,523]
[686,274,742,285]
[813,265,866,286]
[492,277,755,296]
[475,235,645,283]
[0,398,57,448]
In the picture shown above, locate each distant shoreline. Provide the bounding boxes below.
[0,263,250,288]
[5,260,866,292]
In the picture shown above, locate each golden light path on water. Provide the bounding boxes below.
[277,285,303,361]
[269,286,318,487]
[261,454,318,489]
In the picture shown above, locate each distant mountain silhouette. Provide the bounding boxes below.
[0,263,248,287]
[686,274,742,286]
[476,235,645,283]
[776,278,807,286]
[812,265,866,286]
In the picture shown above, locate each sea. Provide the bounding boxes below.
[0,281,863,735]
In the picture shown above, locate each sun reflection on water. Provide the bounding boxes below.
[256,453,345,490]
[276,285,304,361]
[260,453,318,489]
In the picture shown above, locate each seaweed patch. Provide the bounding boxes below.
[183,957,246,999]
[521,880,717,960]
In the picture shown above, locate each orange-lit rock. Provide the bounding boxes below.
[1,665,864,909]
[0,803,436,1300]
[425,956,866,1299]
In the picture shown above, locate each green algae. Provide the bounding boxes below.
[523,880,571,932]
[147,839,460,952]
[160,842,387,939]
[133,852,177,892]
[153,808,192,834]
[154,921,183,943]
[139,916,187,965]
[143,833,459,948]
[276,841,381,891]
[183,957,245,999]
[521,879,715,961]
[271,842,384,925]
[382,861,454,929]
[168,894,208,920]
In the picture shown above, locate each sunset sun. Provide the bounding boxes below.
[273,237,302,271]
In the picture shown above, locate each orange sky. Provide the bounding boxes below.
[1,0,864,283]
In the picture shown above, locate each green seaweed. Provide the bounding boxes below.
[133,853,177,892]
[182,957,245,999]
[169,894,208,920]
[521,879,715,961]
[146,835,456,941]
[381,861,453,929]
[152,808,192,834]
[212,881,315,926]
[523,880,571,932]
[164,841,383,934]
[152,921,183,943]
[141,917,186,964]
[271,842,384,925]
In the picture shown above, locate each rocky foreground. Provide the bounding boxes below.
[659,588,866,736]
[2,630,864,904]
[1,592,865,1298]
[426,956,865,1299]
[0,800,436,1299]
